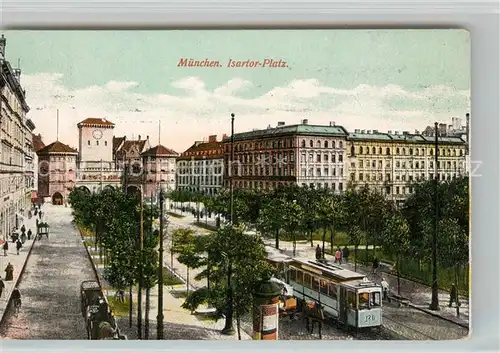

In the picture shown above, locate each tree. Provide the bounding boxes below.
[381,211,411,294]
[178,225,271,337]
[172,228,200,297]
[257,194,285,249]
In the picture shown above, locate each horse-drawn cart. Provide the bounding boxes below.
[80,280,127,340]
[37,222,49,239]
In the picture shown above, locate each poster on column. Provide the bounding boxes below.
[261,303,279,340]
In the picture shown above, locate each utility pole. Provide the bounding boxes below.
[221,113,235,335]
[196,175,201,223]
[137,185,144,338]
[157,185,165,339]
[430,122,440,311]
[144,191,153,340]
[100,159,103,192]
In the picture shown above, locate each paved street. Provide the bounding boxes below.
[0,204,96,339]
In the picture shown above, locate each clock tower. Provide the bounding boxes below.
[77,117,115,163]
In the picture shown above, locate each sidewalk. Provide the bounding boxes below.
[0,210,40,323]
[84,240,249,339]
[264,239,469,327]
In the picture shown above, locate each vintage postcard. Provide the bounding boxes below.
[0,30,469,340]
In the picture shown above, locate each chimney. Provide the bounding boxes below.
[388,130,392,134]
[361,130,366,134]
[367,130,371,134]
[0,34,5,60]
[277,121,285,127]
[329,121,336,126]
[403,131,409,135]
[415,129,419,134]
[222,133,228,140]
[373,129,378,133]
[146,135,149,140]
[138,135,141,140]
[354,129,360,133]
[302,119,308,125]
[208,135,217,142]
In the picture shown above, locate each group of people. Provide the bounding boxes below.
[3,225,32,256]
[314,244,350,264]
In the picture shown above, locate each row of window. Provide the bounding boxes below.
[177,176,223,186]
[352,160,464,170]
[229,165,296,177]
[177,167,223,175]
[300,153,345,164]
[289,267,380,309]
[232,151,296,165]
[300,139,344,149]
[350,145,465,157]
[87,140,108,147]
[300,167,345,178]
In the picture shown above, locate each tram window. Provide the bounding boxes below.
[358,292,370,309]
[312,277,320,292]
[328,283,337,299]
[295,270,303,285]
[320,280,328,295]
[290,268,296,282]
[303,273,312,288]
[371,292,381,307]
[347,291,356,309]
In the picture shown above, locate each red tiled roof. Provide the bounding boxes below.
[77,117,115,128]
[142,145,178,157]
[36,140,78,155]
[32,133,45,152]
[177,141,223,160]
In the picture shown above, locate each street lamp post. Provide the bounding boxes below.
[221,112,235,335]
[157,186,165,339]
[429,122,440,311]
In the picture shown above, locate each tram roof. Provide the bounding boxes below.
[291,257,366,281]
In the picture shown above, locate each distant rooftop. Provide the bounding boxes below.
[77,117,115,128]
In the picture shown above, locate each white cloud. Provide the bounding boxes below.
[21,73,470,153]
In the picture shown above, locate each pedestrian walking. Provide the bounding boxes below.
[21,225,26,234]
[0,277,5,298]
[27,229,32,240]
[342,246,349,263]
[5,262,13,281]
[335,248,342,264]
[448,283,460,307]
[3,241,8,256]
[16,239,22,255]
[20,232,26,244]
[381,278,389,300]
[372,257,380,274]
[315,244,322,260]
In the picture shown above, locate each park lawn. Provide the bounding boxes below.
[106,296,132,317]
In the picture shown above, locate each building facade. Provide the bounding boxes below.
[222,120,348,192]
[347,129,467,204]
[221,119,467,202]
[142,145,178,198]
[0,33,36,238]
[36,141,78,204]
[176,135,224,196]
[32,133,45,201]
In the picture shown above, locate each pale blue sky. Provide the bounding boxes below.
[4,30,470,152]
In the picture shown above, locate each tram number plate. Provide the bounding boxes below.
[364,314,376,322]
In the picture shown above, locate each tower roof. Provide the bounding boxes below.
[77,117,115,128]
[36,140,78,155]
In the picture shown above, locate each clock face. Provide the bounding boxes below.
[92,129,103,140]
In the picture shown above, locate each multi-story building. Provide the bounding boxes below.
[222,120,348,192]
[346,129,467,204]
[0,33,36,237]
[142,144,178,198]
[176,135,224,196]
[36,140,78,205]
[221,119,467,202]
[32,133,45,201]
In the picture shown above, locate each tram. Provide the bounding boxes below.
[266,247,383,330]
